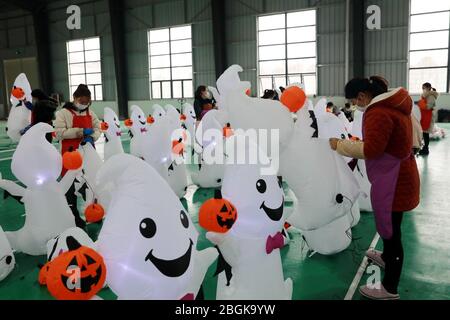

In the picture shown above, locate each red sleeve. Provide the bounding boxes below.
[363,110,394,159]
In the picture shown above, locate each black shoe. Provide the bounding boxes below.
[418,148,429,156]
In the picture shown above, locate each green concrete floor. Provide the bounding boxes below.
[0,121,449,300]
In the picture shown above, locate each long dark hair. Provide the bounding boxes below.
[422,82,436,92]
[344,76,389,99]
[195,85,207,100]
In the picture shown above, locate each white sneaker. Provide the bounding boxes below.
[359,283,400,300]
[366,249,385,269]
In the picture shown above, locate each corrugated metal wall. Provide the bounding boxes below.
[364,0,410,88]
[0,0,414,110]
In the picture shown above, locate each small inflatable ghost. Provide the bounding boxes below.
[206,136,292,300]
[96,154,218,299]
[46,227,95,262]
[102,107,124,161]
[191,110,227,188]
[182,103,197,140]
[0,226,15,281]
[128,105,148,158]
[0,123,77,255]
[279,106,361,254]
[6,73,32,142]
[351,110,372,212]
[152,104,167,123]
[141,115,171,180]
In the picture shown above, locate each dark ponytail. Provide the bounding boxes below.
[345,76,389,99]
[73,84,91,99]
[422,82,436,91]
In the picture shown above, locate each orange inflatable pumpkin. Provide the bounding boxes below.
[223,123,233,138]
[280,86,306,113]
[100,122,109,131]
[11,86,25,100]
[172,138,184,156]
[180,114,187,121]
[147,115,155,124]
[199,189,237,233]
[124,119,133,127]
[245,89,251,96]
[41,245,106,300]
[62,147,83,170]
[84,199,105,223]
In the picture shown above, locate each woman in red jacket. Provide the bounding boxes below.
[330,76,420,300]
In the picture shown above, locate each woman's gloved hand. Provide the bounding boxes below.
[82,135,94,146]
[83,128,94,136]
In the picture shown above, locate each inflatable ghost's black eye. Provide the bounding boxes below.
[140,218,157,238]
[256,179,267,194]
[180,210,189,229]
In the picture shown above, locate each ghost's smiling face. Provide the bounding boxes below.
[104,108,122,139]
[141,210,193,277]
[130,106,148,134]
[152,105,166,123]
[221,138,285,238]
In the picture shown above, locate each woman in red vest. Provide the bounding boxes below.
[329,77,420,300]
[55,84,101,228]
[417,82,439,156]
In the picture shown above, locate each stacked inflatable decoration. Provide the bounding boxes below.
[126,105,148,158]
[0,123,77,255]
[0,226,15,281]
[205,136,292,300]
[102,107,124,160]
[96,154,218,299]
[213,65,361,255]
[280,104,361,254]
[6,73,32,142]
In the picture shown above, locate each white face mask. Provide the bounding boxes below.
[75,103,88,111]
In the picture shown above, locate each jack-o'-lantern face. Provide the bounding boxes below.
[199,190,237,233]
[40,237,106,300]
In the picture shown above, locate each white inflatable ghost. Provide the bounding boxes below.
[191,110,227,188]
[6,73,32,142]
[128,105,148,158]
[0,123,77,255]
[351,110,372,212]
[206,136,292,300]
[103,107,124,161]
[213,65,294,153]
[96,154,218,300]
[46,227,96,262]
[280,106,361,254]
[0,226,15,281]
[141,116,172,181]
[74,142,112,213]
[152,104,166,123]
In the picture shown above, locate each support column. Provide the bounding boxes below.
[211,0,227,79]
[108,0,128,119]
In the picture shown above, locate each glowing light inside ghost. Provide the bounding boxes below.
[96,154,217,299]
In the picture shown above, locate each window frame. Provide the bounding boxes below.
[148,24,194,99]
[256,8,318,96]
[66,36,103,101]
[408,1,450,94]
